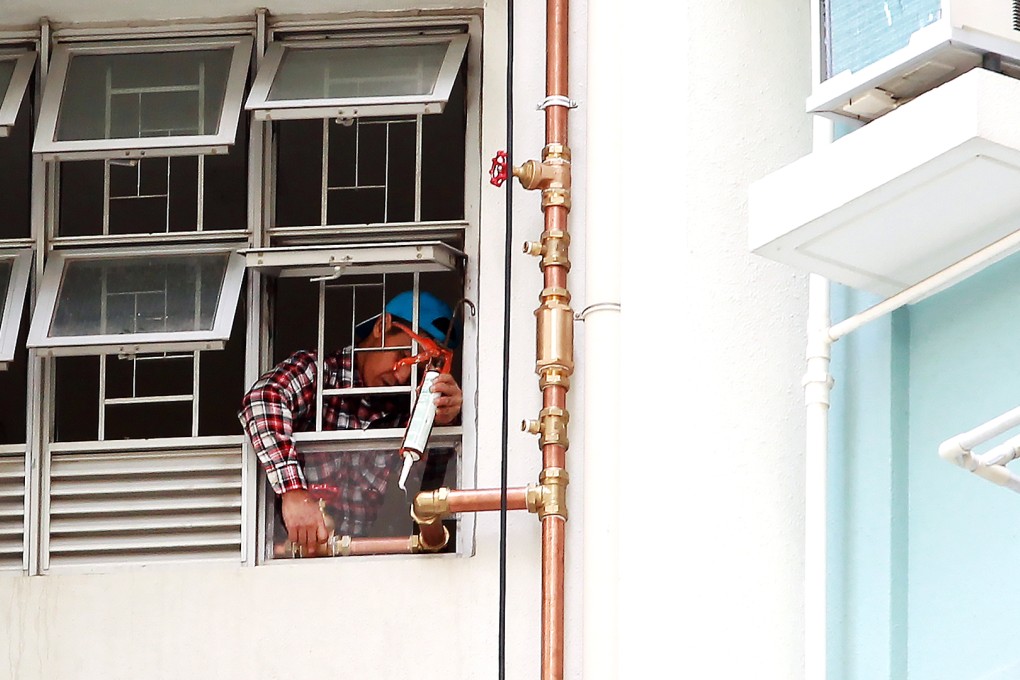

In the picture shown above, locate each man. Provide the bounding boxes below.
[239,290,463,556]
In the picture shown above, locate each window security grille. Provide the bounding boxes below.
[44,446,242,569]
[0,454,25,569]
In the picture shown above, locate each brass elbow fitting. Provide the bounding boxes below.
[526,468,569,520]
[412,487,451,524]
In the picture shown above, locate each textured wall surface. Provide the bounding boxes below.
[0,2,588,679]
[621,1,811,678]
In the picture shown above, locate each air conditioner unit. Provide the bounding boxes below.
[812,0,1020,122]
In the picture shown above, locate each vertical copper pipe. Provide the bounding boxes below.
[542,517,567,680]
[417,519,449,552]
[545,0,569,143]
[541,0,570,678]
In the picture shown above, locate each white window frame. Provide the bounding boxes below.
[245,33,468,121]
[0,250,33,365]
[33,36,253,161]
[27,245,246,356]
[0,51,35,137]
[242,241,465,279]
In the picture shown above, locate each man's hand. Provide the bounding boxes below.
[281,488,329,556]
[431,373,463,425]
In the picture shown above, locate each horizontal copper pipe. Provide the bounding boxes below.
[346,536,417,556]
[448,487,528,513]
[272,536,417,558]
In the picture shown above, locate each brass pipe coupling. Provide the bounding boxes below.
[526,468,569,521]
[535,288,574,390]
[524,229,571,273]
[522,406,569,450]
[512,143,572,211]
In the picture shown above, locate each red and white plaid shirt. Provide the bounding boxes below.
[238,349,407,536]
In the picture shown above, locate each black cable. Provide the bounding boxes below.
[498,0,514,677]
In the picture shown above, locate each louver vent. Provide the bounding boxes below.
[1015,0,1020,32]
[0,455,25,570]
[46,446,242,569]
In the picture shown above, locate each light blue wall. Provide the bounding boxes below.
[826,0,941,77]
[832,252,1020,679]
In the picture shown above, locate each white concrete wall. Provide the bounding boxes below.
[618,2,811,678]
[0,2,589,679]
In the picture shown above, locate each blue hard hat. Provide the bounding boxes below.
[354,290,460,349]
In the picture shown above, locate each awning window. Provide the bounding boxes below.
[34,37,252,161]
[28,247,245,356]
[242,241,465,279]
[0,250,33,364]
[245,34,468,121]
[0,51,35,136]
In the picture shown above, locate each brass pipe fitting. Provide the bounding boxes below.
[523,229,571,272]
[521,406,569,450]
[526,468,569,520]
[417,525,451,553]
[412,487,451,522]
[536,288,575,379]
[511,143,572,211]
[412,488,451,553]
[538,366,570,391]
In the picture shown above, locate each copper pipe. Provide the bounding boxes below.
[272,535,419,558]
[545,0,569,143]
[540,0,570,678]
[346,536,419,556]
[448,487,529,513]
[542,517,567,680]
[417,520,450,552]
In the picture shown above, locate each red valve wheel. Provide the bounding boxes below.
[489,150,509,187]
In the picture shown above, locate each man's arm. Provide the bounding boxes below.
[238,352,328,554]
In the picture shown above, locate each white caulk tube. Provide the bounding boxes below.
[398,369,441,491]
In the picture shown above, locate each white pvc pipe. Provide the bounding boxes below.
[583,0,622,675]
[829,228,1020,341]
[804,273,832,680]
[938,408,1020,493]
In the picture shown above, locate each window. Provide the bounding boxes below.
[246,33,468,120]
[34,37,252,160]
[0,15,479,572]
[0,68,33,570]
[28,248,245,356]
[31,32,251,572]
[0,51,35,136]
[0,250,33,364]
[251,24,473,561]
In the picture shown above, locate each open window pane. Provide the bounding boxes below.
[35,38,251,160]
[0,52,35,137]
[246,35,467,121]
[243,241,464,278]
[0,251,32,364]
[28,248,244,355]
[264,439,459,560]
